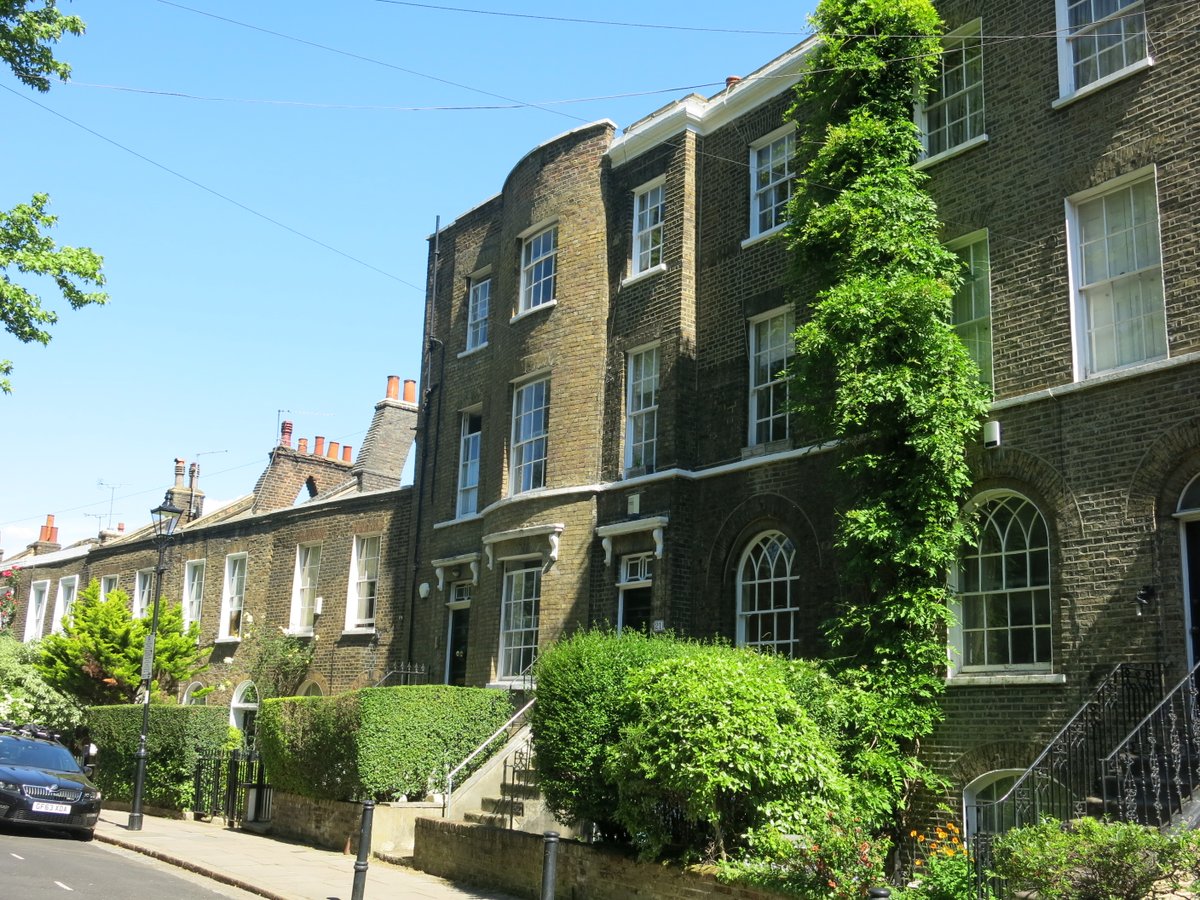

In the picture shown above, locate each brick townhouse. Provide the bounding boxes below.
[405,0,1200,827]
[6,0,1199,836]
[8,376,419,729]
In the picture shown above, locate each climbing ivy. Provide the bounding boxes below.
[786,0,991,829]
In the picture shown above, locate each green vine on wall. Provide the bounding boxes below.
[786,0,991,831]
[249,628,315,699]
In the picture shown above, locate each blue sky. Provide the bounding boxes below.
[0,0,817,551]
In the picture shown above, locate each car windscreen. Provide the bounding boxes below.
[0,736,81,772]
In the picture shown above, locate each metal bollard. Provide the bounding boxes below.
[867,889,891,898]
[541,830,560,900]
[350,798,375,900]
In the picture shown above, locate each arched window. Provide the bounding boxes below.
[963,769,1023,839]
[182,682,207,706]
[736,531,800,657]
[298,680,324,698]
[953,493,1052,672]
[230,681,260,745]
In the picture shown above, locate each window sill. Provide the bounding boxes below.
[741,438,793,459]
[946,672,1066,687]
[284,628,314,638]
[915,133,988,171]
[341,627,376,637]
[1053,56,1154,110]
[214,637,241,645]
[510,299,557,325]
[620,264,668,289]
[457,342,488,359]
[434,512,483,530]
[486,679,537,691]
[740,225,786,250]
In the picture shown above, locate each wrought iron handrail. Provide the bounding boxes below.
[442,696,536,815]
[968,662,1161,886]
[1100,660,1200,827]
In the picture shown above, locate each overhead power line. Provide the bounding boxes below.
[0,83,422,291]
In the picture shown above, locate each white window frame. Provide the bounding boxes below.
[50,575,78,634]
[345,534,381,631]
[617,553,653,634]
[948,230,993,389]
[289,543,322,634]
[748,306,795,447]
[230,680,259,736]
[133,568,155,619]
[23,580,50,641]
[1066,168,1166,381]
[625,344,660,474]
[519,224,558,314]
[949,492,1052,675]
[963,769,1025,841]
[1055,0,1149,102]
[219,553,247,641]
[749,125,795,239]
[457,409,482,517]
[183,560,205,632]
[510,376,549,495]
[736,531,801,657]
[918,19,985,162]
[631,178,666,277]
[99,575,118,602]
[466,275,490,352]
[499,559,541,680]
[182,681,207,705]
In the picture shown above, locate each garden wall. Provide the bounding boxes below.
[269,791,440,855]
[413,818,789,900]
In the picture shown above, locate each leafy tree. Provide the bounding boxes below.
[0,631,81,731]
[36,579,206,704]
[1,1,105,393]
[786,0,991,831]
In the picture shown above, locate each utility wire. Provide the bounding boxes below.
[153,0,584,123]
[0,83,422,291]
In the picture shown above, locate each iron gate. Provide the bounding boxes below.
[193,749,272,824]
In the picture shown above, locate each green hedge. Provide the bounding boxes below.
[259,685,514,802]
[85,704,230,809]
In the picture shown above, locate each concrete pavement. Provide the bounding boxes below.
[94,811,521,900]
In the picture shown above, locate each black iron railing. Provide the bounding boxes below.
[193,748,272,824]
[968,662,1162,889]
[1100,661,1200,827]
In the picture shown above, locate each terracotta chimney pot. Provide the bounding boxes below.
[403,379,417,404]
[174,458,185,487]
[726,75,742,89]
[386,375,400,400]
[314,436,325,457]
[342,445,352,463]
[327,441,340,460]
[281,420,294,448]
[298,437,309,454]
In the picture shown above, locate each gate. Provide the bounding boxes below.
[193,749,272,824]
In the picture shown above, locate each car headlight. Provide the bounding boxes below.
[0,780,19,793]
[82,789,100,801]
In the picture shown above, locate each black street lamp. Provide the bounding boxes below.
[127,495,184,831]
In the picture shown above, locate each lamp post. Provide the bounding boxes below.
[128,496,184,831]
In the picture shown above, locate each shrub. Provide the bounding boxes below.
[258,685,514,802]
[605,645,850,861]
[0,632,81,732]
[992,817,1199,900]
[899,821,980,900]
[84,704,229,809]
[721,813,890,900]
[530,628,687,833]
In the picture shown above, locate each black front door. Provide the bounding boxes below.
[447,607,469,686]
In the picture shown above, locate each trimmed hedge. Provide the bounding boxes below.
[85,704,230,809]
[259,685,515,802]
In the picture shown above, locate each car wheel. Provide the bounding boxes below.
[74,829,94,842]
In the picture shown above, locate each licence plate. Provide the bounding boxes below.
[31,802,71,815]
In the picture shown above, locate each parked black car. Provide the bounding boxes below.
[0,725,102,840]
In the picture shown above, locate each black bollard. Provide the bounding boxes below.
[541,830,560,900]
[350,798,375,900]
[867,889,891,898]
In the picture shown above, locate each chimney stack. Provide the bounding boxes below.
[281,420,294,448]
[27,514,61,554]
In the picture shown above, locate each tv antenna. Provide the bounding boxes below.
[97,479,127,529]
